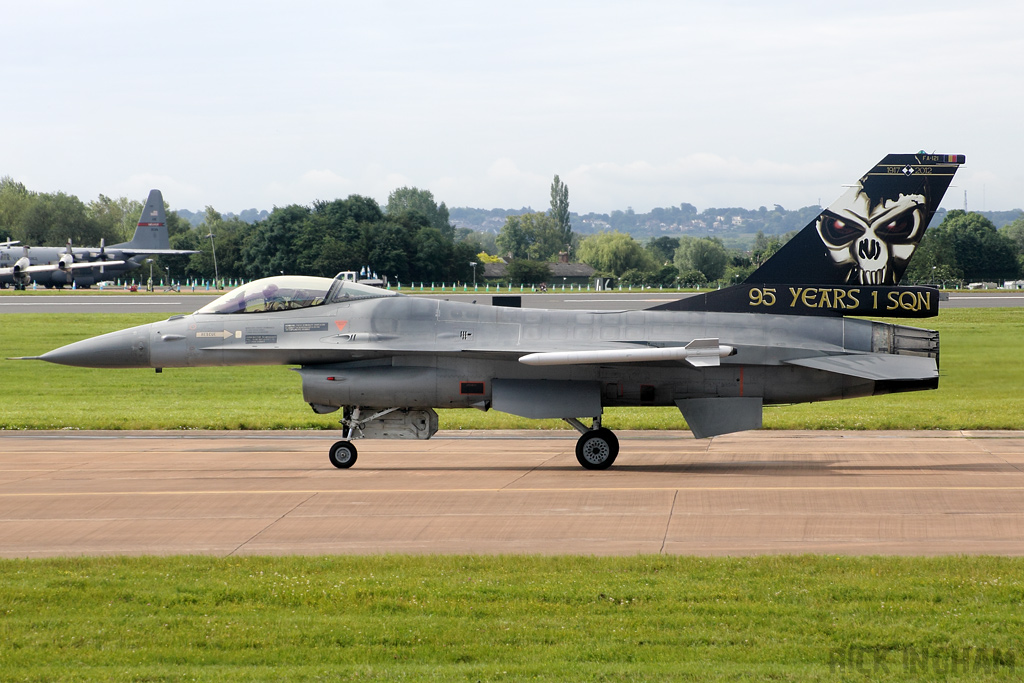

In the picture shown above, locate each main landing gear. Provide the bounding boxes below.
[564,417,619,470]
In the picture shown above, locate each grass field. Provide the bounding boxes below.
[1,308,1022,431]
[3,310,1023,681]
[1,555,1021,681]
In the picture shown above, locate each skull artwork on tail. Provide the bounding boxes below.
[815,185,926,285]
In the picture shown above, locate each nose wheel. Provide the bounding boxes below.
[575,428,619,470]
[329,440,358,468]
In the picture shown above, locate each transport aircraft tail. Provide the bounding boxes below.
[651,153,965,318]
[113,189,170,251]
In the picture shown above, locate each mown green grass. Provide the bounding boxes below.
[1,308,1022,430]
[1,555,1021,681]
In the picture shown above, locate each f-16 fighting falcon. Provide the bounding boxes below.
[19,154,964,469]
[0,190,197,289]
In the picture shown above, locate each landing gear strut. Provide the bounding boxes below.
[564,416,619,470]
[326,406,431,469]
[326,406,383,469]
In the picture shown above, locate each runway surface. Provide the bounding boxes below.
[2,430,1023,558]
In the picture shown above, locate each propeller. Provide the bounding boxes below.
[59,239,75,284]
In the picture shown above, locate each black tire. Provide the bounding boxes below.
[328,440,358,469]
[575,429,619,470]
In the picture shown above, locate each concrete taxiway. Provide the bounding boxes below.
[2,430,1023,558]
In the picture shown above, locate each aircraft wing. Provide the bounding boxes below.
[0,260,127,276]
[114,248,200,257]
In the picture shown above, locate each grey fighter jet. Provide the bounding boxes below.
[20,154,964,469]
[0,190,197,289]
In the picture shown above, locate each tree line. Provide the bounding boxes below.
[0,177,483,285]
[3,174,1022,287]
[169,189,480,285]
[568,211,1024,288]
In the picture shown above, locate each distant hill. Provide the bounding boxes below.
[175,203,1023,237]
[175,208,270,227]
[450,205,1023,239]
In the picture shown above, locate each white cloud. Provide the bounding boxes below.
[262,170,353,208]
[3,1,1022,214]
[113,175,202,209]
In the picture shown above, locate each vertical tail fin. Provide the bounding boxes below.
[649,154,965,318]
[746,153,964,286]
[114,190,169,250]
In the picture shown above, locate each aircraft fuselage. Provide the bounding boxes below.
[40,294,935,411]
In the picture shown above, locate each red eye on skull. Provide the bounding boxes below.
[819,215,864,246]
[876,212,916,242]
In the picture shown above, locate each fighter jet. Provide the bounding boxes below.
[0,190,196,289]
[19,153,964,470]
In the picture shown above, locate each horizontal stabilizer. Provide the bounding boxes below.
[518,339,734,367]
[784,354,937,381]
[675,397,763,438]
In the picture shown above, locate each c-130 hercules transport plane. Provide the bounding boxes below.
[0,190,196,289]
[20,153,964,470]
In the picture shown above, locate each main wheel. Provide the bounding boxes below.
[575,428,619,470]
[328,440,358,468]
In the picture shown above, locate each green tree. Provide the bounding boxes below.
[577,231,655,277]
[674,236,729,282]
[175,207,249,282]
[19,192,102,247]
[751,230,787,267]
[87,195,143,243]
[1000,216,1024,275]
[412,227,452,283]
[937,211,1018,281]
[496,212,564,261]
[386,187,452,239]
[678,269,708,287]
[295,195,384,276]
[646,236,679,265]
[241,204,311,279]
[903,228,961,284]
[549,175,572,248]
[618,268,651,286]
[0,177,33,240]
[368,222,412,283]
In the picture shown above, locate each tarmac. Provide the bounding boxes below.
[2,429,1023,558]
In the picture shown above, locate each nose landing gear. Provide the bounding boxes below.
[328,440,358,468]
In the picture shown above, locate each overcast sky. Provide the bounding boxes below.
[2,1,1021,216]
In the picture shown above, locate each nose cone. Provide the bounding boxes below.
[39,325,152,368]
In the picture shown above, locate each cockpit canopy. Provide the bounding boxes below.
[195,275,396,315]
